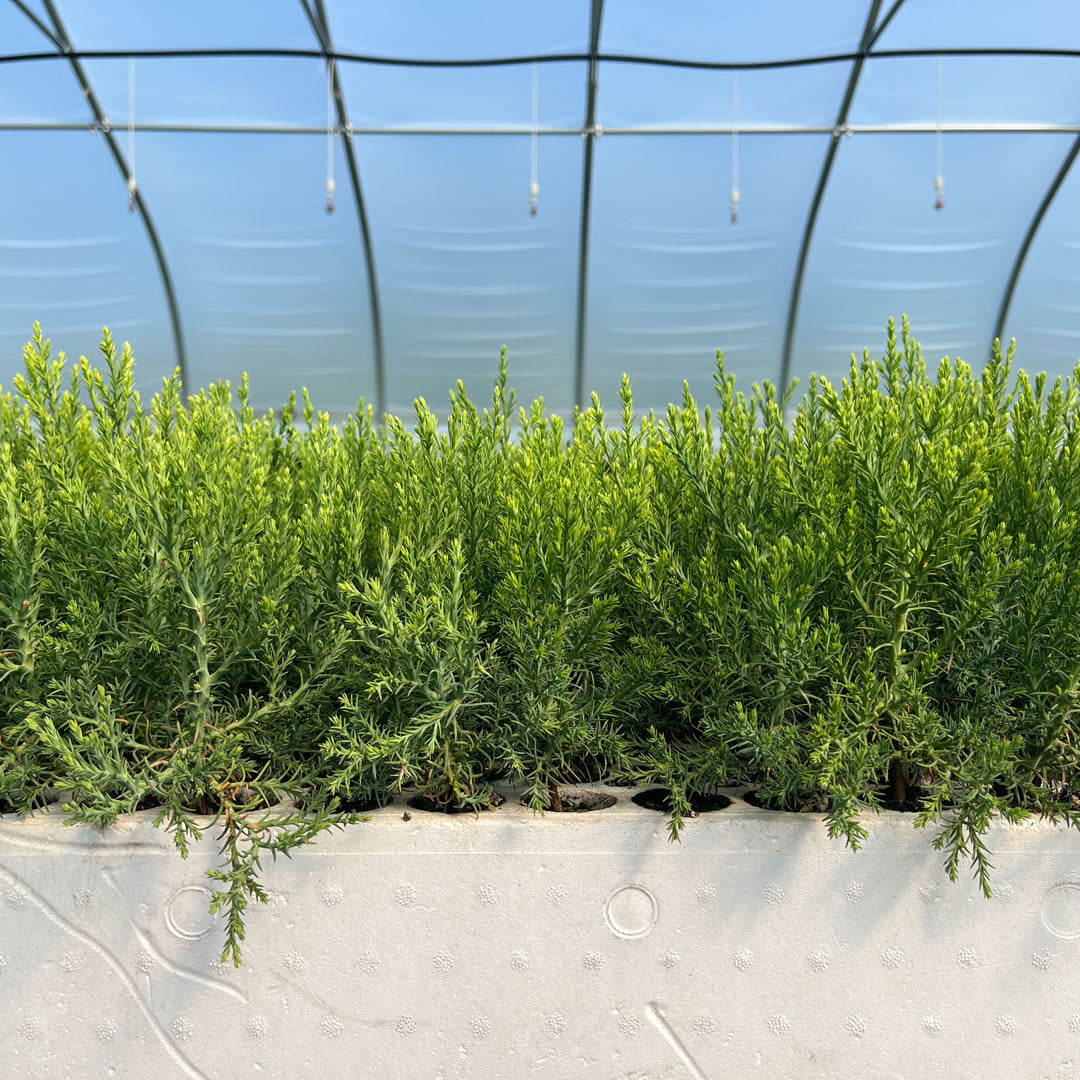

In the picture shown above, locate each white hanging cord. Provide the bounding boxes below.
[127,58,137,212]
[529,61,539,216]
[325,57,336,213]
[729,71,739,224]
[934,54,944,211]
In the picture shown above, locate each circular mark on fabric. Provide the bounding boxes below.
[1032,948,1055,970]
[693,1014,716,1037]
[768,1014,790,1036]
[545,1013,567,1037]
[164,885,215,941]
[605,884,658,938]
[955,947,978,969]
[356,950,380,973]
[246,1015,269,1038]
[844,1014,867,1038]
[995,1013,1017,1036]
[283,951,306,973]
[1042,882,1080,939]
[881,948,905,969]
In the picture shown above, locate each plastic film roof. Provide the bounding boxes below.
[3,0,1080,418]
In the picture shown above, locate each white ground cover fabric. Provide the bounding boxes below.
[1,785,1079,1079]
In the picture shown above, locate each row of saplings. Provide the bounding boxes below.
[2,318,1079,962]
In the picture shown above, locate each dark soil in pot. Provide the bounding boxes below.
[294,790,390,814]
[522,787,617,812]
[745,785,944,814]
[631,788,731,814]
[743,788,831,813]
[333,793,391,814]
[126,788,280,815]
[991,781,1080,812]
[877,785,934,812]
[407,792,507,814]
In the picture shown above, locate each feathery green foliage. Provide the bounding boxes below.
[2,317,1079,962]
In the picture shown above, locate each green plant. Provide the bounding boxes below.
[2,316,1079,963]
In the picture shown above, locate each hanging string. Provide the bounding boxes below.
[325,57,336,213]
[729,71,739,224]
[529,61,539,216]
[934,54,944,211]
[127,58,137,212]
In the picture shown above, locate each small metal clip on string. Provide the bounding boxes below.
[325,57,336,213]
[127,57,137,212]
[729,71,739,224]
[529,61,539,216]
[934,54,945,211]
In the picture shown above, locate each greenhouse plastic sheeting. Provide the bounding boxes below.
[0,130,175,397]
[1005,163,1080,380]
[3,0,1080,418]
[129,132,377,417]
[587,134,826,406]
[361,134,582,416]
[793,132,1074,389]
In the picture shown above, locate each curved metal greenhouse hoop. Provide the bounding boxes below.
[17,0,190,393]
[574,0,605,411]
[778,0,898,397]
[991,134,1080,355]
[300,0,387,419]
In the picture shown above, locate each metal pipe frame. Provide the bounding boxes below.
[5,44,1080,70]
[27,0,189,392]
[573,0,605,411]
[778,0,891,397]
[10,0,1080,405]
[8,0,61,49]
[992,134,1080,354]
[300,0,387,418]
[6,120,1080,137]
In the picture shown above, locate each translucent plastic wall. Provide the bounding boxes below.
[3,0,1080,418]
